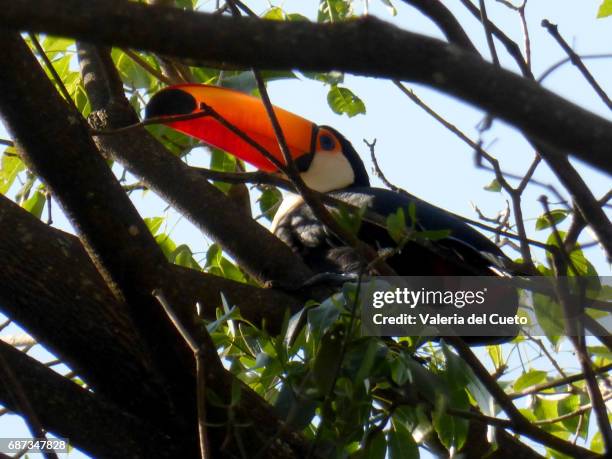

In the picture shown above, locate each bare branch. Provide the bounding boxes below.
[153,291,211,459]
[28,33,78,114]
[2,0,612,173]
[542,20,612,110]
[539,53,612,83]
[121,48,173,85]
[510,362,612,399]
[0,349,59,459]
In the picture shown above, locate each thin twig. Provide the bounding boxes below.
[121,48,173,85]
[393,82,567,205]
[0,349,59,459]
[542,20,612,110]
[91,110,213,136]
[193,167,293,189]
[479,0,500,67]
[538,53,612,83]
[518,1,531,68]
[364,136,550,253]
[152,290,210,459]
[28,33,79,115]
[510,362,612,399]
[534,392,612,426]
[458,0,533,77]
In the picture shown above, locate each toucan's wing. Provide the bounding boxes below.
[274,187,512,276]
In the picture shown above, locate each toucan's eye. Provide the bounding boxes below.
[319,134,336,151]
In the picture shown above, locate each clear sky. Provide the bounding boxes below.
[0,1,610,457]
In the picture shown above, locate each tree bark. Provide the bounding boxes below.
[1,0,611,173]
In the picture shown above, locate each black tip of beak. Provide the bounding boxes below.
[145,88,197,119]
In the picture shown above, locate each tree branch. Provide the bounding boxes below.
[0,189,166,420]
[447,337,594,457]
[0,32,322,459]
[0,341,189,458]
[1,0,611,174]
[542,20,612,110]
[0,30,197,423]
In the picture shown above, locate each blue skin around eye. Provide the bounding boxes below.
[320,135,335,150]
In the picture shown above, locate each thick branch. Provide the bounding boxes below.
[0,194,165,419]
[0,341,188,458]
[0,34,321,459]
[0,31,198,423]
[1,0,611,174]
[0,193,300,357]
[0,194,315,458]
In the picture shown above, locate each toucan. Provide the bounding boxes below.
[145,84,519,341]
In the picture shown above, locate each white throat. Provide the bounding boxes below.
[270,151,355,233]
[300,150,355,193]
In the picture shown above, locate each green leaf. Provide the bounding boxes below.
[389,419,419,459]
[258,187,283,222]
[175,0,197,9]
[432,397,468,450]
[362,430,386,459]
[513,370,547,392]
[302,71,344,85]
[333,203,365,235]
[535,209,569,230]
[533,293,564,346]
[263,6,286,20]
[597,0,612,18]
[0,149,24,194]
[144,216,165,235]
[591,431,604,453]
[307,297,342,342]
[414,229,451,241]
[155,233,177,260]
[112,49,153,89]
[407,201,417,227]
[379,0,398,16]
[171,244,201,270]
[312,327,344,396]
[274,382,318,430]
[386,207,406,243]
[390,352,411,385]
[205,243,222,269]
[487,345,503,369]
[41,36,73,60]
[558,394,588,438]
[22,190,46,219]
[327,86,366,117]
[318,0,353,22]
[442,343,493,415]
[210,149,237,194]
[484,178,502,192]
[347,338,387,385]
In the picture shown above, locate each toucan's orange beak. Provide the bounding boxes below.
[145,84,316,172]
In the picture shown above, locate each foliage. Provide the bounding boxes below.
[597,0,612,18]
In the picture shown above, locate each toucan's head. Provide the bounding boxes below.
[145,84,369,193]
